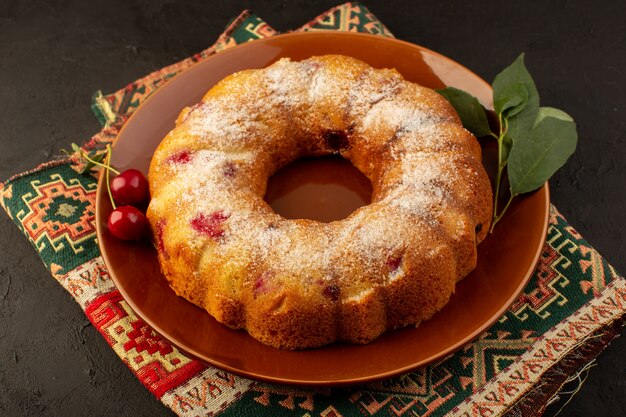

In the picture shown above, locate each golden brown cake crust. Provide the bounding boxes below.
[147,55,493,350]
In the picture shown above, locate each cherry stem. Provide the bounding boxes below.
[105,145,117,210]
[80,149,120,175]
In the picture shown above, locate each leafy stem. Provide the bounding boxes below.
[491,194,514,230]
[491,116,509,232]
[80,148,120,175]
[64,142,120,176]
[437,53,577,234]
[65,142,119,208]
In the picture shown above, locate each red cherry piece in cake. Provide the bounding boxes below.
[108,206,146,240]
[110,169,149,205]
[223,162,237,177]
[190,211,229,239]
[322,130,349,151]
[322,284,340,301]
[253,276,266,294]
[156,219,167,256]
[253,271,277,297]
[253,273,268,295]
[386,255,403,271]
[166,150,193,165]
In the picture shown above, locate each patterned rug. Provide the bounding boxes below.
[1,3,624,416]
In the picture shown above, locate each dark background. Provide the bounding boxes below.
[0,0,624,416]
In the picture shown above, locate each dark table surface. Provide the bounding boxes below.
[1,1,624,416]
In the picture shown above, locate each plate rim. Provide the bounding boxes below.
[96,30,550,386]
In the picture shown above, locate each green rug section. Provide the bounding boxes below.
[2,163,99,274]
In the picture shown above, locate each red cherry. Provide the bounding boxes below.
[322,284,340,301]
[108,206,146,240]
[110,169,149,205]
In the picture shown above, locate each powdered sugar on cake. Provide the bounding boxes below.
[146,55,493,349]
[156,56,470,276]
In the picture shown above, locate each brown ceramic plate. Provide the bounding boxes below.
[96,32,549,386]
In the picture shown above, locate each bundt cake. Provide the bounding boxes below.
[147,55,493,350]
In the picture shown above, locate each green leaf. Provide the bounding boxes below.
[495,55,541,176]
[494,82,528,118]
[508,109,578,195]
[437,87,493,137]
[534,106,574,124]
[493,53,539,120]
[79,152,105,174]
[79,165,93,174]
[506,103,541,164]
[71,143,81,153]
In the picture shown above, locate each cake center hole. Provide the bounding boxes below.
[264,155,373,222]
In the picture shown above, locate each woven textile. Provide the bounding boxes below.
[1,3,624,416]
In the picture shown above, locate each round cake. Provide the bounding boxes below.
[147,55,493,350]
